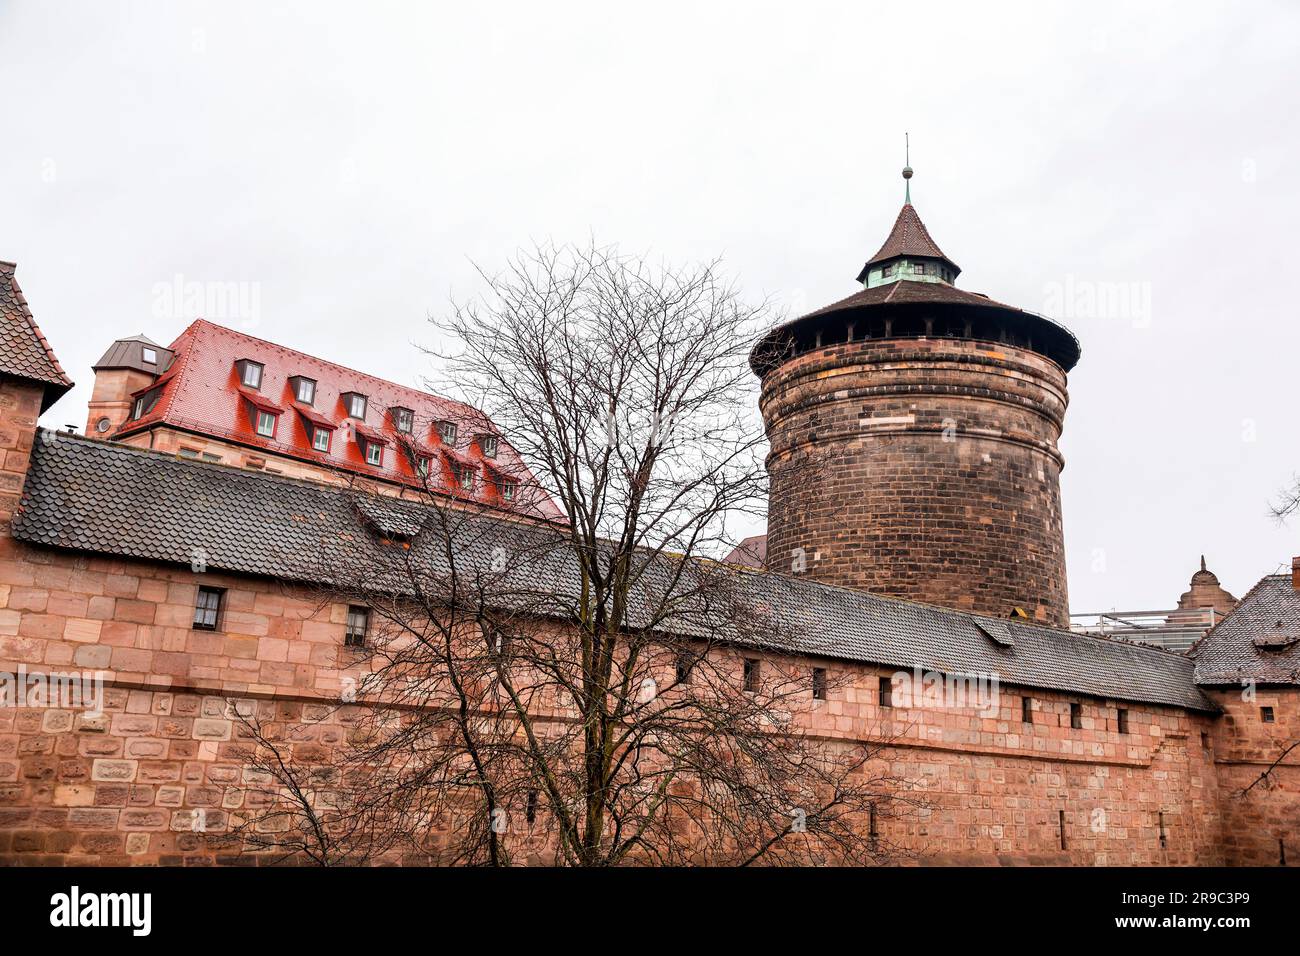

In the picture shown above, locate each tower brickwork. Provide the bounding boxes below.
[753,171,1080,625]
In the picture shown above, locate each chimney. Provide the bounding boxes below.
[1292,556,1300,591]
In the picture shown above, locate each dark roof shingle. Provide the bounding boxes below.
[0,261,73,409]
[1191,574,1300,685]
[12,431,1216,712]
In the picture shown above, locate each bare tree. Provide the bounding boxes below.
[227,242,922,865]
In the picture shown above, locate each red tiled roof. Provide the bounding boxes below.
[858,203,960,280]
[236,387,284,415]
[114,319,563,520]
[291,402,336,430]
[0,261,73,410]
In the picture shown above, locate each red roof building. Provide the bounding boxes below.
[85,319,563,520]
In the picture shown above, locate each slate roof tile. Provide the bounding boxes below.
[13,431,1216,712]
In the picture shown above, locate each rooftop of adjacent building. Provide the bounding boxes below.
[93,318,564,521]
[0,261,73,411]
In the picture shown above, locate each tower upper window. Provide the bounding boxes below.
[882,264,894,279]
[913,262,926,275]
[141,346,158,365]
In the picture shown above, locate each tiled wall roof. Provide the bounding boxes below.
[14,430,1216,712]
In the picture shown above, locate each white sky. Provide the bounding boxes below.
[2,0,1297,614]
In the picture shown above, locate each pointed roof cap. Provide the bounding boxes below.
[857,203,961,283]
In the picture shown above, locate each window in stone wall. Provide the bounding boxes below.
[345,606,370,647]
[812,667,828,700]
[1022,696,1033,724]
[743,658,760,693]
[193,586,224,631]
[879,675,893,708]
[1117,708,1129,734]
[675,651,693,684]
[1069,703,1082,730]
[1261,706,1275,723]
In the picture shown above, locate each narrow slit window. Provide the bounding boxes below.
[879,675,893,708]
[1117,708,1129,735]
[812,667,828,700]
[743,658,760,693]
[1070,702,1082,730]
[1022,696,1033,724]
[675,651,693,684]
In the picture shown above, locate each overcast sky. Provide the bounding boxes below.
[2,0,1297,614]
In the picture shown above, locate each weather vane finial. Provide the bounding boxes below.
[902,132,913,204]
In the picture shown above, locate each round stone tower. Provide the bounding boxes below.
[752,168,1081,625]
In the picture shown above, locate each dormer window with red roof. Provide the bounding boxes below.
[312,427,331,452]
[479,435,499,458]
[255,410,277,438]
[436,420,458,445]
[499,478,517,502]
[237,359,264,390]
[290,376,316,405]
[415,455,431,478]
[456,466,474,492]
[343,392,368,420]
[365,441,383,466]
[392,407,414,434]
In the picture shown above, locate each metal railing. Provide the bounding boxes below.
[1069,607,1221,653]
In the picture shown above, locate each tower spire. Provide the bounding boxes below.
[902,132,913,204]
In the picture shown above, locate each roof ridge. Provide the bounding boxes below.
[183,318,481,418]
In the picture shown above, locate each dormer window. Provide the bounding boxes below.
[361,438,383,466]
[237,360,264,390]
[499,479,517,502]
[292,377,316,405]
[312,427,331,452]
[480,435,499,458]
[142,347,158,365]
[343,392,368,420]
[393,407,414,434]
[415,455,431,478]
[455,465,474,492]
[435,420,459,444]
[132,388,161,420]
[255,410,277,438]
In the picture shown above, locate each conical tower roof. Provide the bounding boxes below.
[857,202,961,283]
